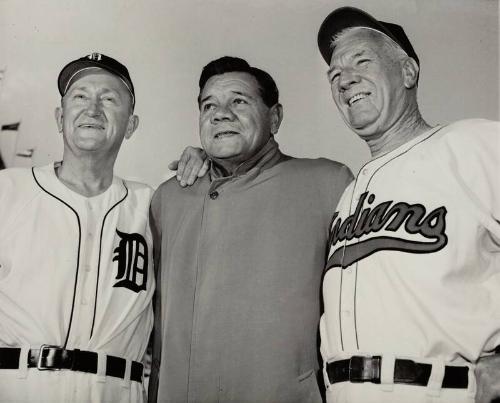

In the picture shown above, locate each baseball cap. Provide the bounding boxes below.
[317,6,419,67]
[57,52,135,107]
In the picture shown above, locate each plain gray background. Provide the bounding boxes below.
[0,0,498,187]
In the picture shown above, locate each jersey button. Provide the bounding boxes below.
[209,191,219,200]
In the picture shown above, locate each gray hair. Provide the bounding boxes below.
[332,27,409,64]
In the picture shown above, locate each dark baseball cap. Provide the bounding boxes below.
[317,6,419,67]
[57,52,135,107]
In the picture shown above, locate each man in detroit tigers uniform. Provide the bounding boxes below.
[317,7,500,403]
[0,53,154,402]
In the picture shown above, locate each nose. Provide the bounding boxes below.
[85,97,103,116]
[211,104,235,123]
[338,68,360,92]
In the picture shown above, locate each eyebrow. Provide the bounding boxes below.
[199,90,254,105]
[199,94,213,105]
[231,90,251,98]
[67,85,120,96]
[327,50,368,76]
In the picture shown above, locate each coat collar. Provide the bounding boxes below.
[209,137,288,180]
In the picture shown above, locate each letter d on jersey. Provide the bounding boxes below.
[112,229,148,293]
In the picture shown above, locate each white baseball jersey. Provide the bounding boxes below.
[0,163,154,402]
[321,119,500,402]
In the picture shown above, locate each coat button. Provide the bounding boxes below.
[209,191,219,200]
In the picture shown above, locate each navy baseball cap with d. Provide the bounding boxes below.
[57,52,135,107]
[317,6,419,67]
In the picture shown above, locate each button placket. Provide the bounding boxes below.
[73,199,100,340]
[340,265,358,350]
[208,181,224,200]
[341,164,375,351]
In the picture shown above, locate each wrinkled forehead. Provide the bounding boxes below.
[201,72,261,98]
[331,27,404,63]
[64,67,134,110]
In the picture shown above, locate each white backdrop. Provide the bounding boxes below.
[0,0,498,187]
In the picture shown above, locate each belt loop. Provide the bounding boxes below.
[323,361,332,390]
[467,363,477,399]
[426,358,445,397]
[96,351,106,383]
[380,354,395,392]
[122,359,132,388]
[17,345,30,379]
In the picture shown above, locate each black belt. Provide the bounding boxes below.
[327,356,468,389]
[0,346,143,383]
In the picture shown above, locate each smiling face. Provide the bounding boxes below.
[327,28,410,140]
[198,71,281,168]
[55,69,138,159]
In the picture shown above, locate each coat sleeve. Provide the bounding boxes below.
[147,188,164,403]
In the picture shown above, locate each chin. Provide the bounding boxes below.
[352,126,382,141]
[207,146,242,159]
[346,114,379,131]
[211,153,241,161]
[74,140,104,151]
[343,119,373,136]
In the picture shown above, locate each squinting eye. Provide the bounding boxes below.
[357,59,370,66]
[203,103,215,112]
[327,73,340,85]
[233,98,247,105]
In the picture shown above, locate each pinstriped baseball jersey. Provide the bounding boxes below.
[0,163,154,402]
[321,119,500,368]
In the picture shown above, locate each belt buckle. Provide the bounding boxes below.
[349,355,381,384]
[37,345,63,371]
[349,356,365,383]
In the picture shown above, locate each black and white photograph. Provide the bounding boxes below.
[0,0,498,402]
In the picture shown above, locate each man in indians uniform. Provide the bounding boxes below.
[317,7,500,403]
[0,53,155,402]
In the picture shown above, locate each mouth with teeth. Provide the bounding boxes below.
[214,130,238,139]
[347,92,370,107]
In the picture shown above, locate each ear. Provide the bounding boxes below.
[54,107,63,133]
[124,114,139,140]
[270,103,283,135]
[402,57,419,89]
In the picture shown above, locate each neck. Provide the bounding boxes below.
[367,106,432,159]
[211,138,270,177]
[56,153,116,197]
[212,158,240,176]
[210,137,284,179]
